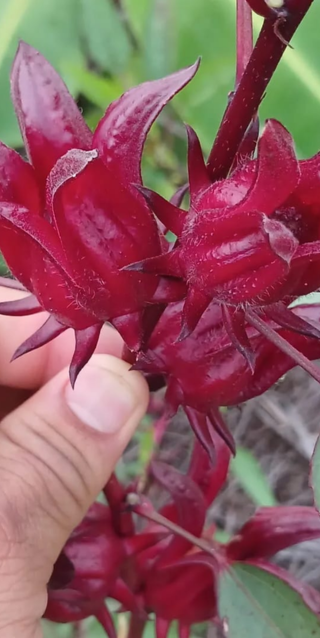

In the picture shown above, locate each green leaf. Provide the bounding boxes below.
[0,0,34,69]
[219,564,320,638]
[143,0,175,78]
[64,64,123,111]
[231,447,277,507]
[122,0,150,42]
[311,433,320,513]
[80,0,132,74]
[42,620,71,637]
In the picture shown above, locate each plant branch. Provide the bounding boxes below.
[128,615,146,638]
[127,493,217,557]
[236,0,253,86]
[246,309,320,384]
[207,0,315,181]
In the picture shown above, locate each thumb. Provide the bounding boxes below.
[0,355,148,633]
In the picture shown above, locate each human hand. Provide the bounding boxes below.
[0,288,149,638]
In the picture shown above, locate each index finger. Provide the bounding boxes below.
[0,287,123,389]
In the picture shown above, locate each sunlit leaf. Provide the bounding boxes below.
[231,447,277,507]
[219,563,320,638]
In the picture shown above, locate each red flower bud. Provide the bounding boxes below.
[136,302,320,451]
[0,43,199,382]
[45,504,125,624]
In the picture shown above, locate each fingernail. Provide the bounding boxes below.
[65,364,137,433]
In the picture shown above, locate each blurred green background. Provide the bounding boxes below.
[1,0,320,635]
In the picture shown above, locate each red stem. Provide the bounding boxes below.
[128,615,146,638]
[245,309,320,384]
[128,494,217,557]
[207,0,315,181]
[236,0,253,86]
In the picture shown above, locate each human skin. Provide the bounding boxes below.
[0,287,149,638]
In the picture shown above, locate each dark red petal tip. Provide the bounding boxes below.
[135,185,186,237]
[185,125,211,203]
[236,119,300,216]
[11,41,92,181]
[93,59,200,186]
[12,316,67,360]
[69,324,102,388]
[0,295,42,317]
[0,276,26,291]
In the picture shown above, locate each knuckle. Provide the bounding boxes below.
[0,410,93,537]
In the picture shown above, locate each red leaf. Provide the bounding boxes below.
[227,506,320,561]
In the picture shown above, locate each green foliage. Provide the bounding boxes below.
[231,446,277,507]
[80,0,132,74]
[311,433,320,513]
[219,564,320,637]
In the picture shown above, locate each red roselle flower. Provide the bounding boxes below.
[45,501,164,633]
[136,302,320,453]
[129,430,320,632]
[0,42,197,383]
[128,116,320,390]
[47,432,320,635]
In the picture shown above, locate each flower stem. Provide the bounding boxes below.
[236,0,253,86]
[72,622,86,638]
[207,0,314,181]
[128,615,146,638]
[128,493,217,557]
[246,309,320,384]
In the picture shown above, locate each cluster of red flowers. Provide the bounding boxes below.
[45,431,320,634]
[0,0,320,634]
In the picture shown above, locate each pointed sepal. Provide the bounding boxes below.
[264,302,320,340]
[236,119,300,216]
[93,60,200,185]
[96,605,117,638]
[12,316,67,360]
[222,305,256,373]
[123,250,182,278]
[11,42,92,181]
[186,125,211,204]
[186,408,231,503]
[0,294,42,316]
[179,287,211,340]
[70,324,102,387]
[136,185,186,236]
[209,408,236,455]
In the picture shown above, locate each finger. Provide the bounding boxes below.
[0,354,148,633]
[0,287,123,389]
